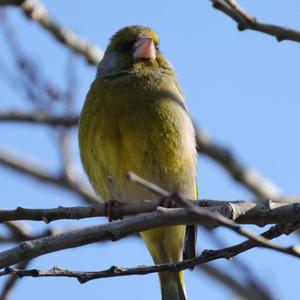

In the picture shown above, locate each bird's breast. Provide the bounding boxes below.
[79,76,197,202]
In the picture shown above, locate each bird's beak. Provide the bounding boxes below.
[133,36,156,61]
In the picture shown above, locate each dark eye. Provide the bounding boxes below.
[155,43,160,51]
[117,41,133,53]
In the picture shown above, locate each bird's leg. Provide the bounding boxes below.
[104,200,123,222]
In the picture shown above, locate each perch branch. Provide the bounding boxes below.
[0,199,300,227]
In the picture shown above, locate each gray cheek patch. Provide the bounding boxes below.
[96,53,118,78]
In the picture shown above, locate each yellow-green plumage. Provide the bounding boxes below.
[79,26,197,300]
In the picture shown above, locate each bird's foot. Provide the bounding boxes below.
[104,200,123,222]
[159,196,177,208]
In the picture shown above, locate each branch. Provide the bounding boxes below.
[199,264,273,300]
[128,173,300,256]
[0,111,78,127]
[211,0,300,43]
[0,219,50,299]
[1,199,300,227]
[0,202,300,269]
[195,127,281,199]
[0,148,98,204]
[0,0,24,5]
[1,222,298,283]
[19,0,103,64]
[0,260,29,300]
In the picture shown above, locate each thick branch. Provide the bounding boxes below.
[211,0,300,43]
[1,222,298,283]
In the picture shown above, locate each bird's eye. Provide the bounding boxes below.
[117,42,133,53]
[155,43,160,51]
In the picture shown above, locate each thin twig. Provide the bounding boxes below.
[0,111,78,127]
[211,0,300,43]
[0,219,48,300]
[0,260,29,300]
[1,222,298,283]
[57,54,78,182]
[199,264,273,300]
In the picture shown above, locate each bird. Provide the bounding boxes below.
[79,25,197,300]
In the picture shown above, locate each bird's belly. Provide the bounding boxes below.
[81,109,196,202]
[79,79,197,202]
[97,132,194,202]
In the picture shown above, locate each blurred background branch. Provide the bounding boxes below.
[21,0,102,64]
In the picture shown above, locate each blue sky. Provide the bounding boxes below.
[1,0,300,299]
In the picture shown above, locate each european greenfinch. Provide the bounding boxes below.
[79,25,197,300]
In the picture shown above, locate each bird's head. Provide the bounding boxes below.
[97,25,174,78]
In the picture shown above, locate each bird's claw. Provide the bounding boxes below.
[159,197,177,208]
[104,200,123,222]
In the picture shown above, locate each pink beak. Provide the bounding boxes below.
[133,36,156,61]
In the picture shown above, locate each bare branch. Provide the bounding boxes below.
[128,173,300,256]
[19,0,103,64]
[0,111,78,127]
[0,0,24,5]
[1,222,298,283]
[0,202,160,223]
[195,127,281,199]
[57,58,78,182]
[0,260,29,300]
[0,203,300,269]
[0,219,48,299]
[211,0,300,43]
[1,199,300,227]
[4,221,32,241]
[199,264,273,300]
[0,148,98,204]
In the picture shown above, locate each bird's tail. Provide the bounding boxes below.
[159,271,186,300]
